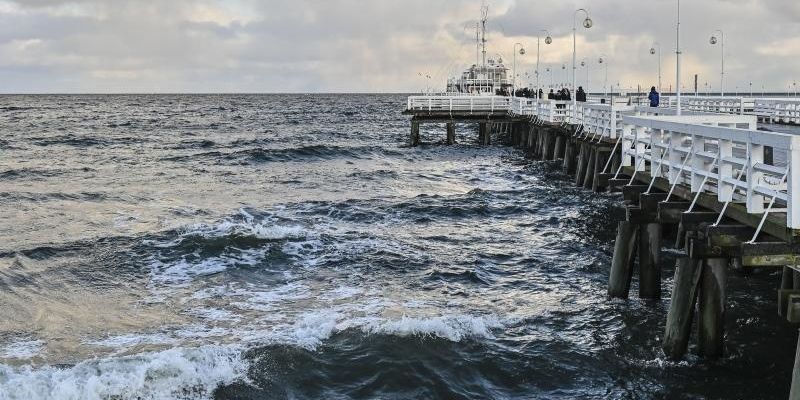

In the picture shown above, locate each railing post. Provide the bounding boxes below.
[691,134,706,191]
[610,108,618,140]
[666,129,680,182]
[717,138,734,202]
[788,137,800,229]
[747,140,765,213]
[651,128,664,178]
[635,126,647,171]
[622,124,634,167]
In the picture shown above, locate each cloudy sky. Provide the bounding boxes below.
[0,0,798,93]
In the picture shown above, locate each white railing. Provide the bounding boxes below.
[582,104,635,140]
[406,95,512,113]
[755,98,800,124]
[620,114,800,229]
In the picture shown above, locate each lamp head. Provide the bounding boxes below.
[580,61,586,67]
[545,36,552,45]
[583,17,593,29]
[598,57,604,64]
[649,48,656,55]
[519,48,526,55]
[709,36,718,45]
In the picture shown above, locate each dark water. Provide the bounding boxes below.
[0,94,796,399]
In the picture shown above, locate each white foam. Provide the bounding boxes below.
[360,314,504,342]
[0,345,247,400]
[1,340,43,360]
[181,210,305,241]
[150,248,268,285]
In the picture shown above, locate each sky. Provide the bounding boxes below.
[0,0,798,93]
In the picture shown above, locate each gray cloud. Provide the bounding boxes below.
[0,0,797,93]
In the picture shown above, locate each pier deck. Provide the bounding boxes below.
[405,93,800,399]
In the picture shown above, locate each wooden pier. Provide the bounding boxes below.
[405,94,800,399]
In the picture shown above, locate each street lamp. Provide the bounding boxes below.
[545,67,553,90]
[562,63,567,87]
[536,30,552,99]
[709,29,725,96]
[572,8,593,122]
[650,42,662,92]
[598,55,609,99]
[513,43,526,96]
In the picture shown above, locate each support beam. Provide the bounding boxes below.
[583,147,596,189]
[663,258,703,359]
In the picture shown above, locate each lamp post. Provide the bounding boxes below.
[650,42,662,92]
[597,55,609,100]
[709,29,725,96]
[572,8,593,122]
[513,43,526,96]
[750,81,753,97]
[676,0,682,115]
[546,67,553,90]
[562,63,567,87]
[536,30,552,99]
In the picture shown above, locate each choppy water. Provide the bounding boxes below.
[0,94,797,399]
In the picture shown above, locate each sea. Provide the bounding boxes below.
[0,93,797,399]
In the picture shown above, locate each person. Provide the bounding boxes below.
[548,89,555,100]
[648,86,660,107]
[539,88,544,99]
[576,86,587,102]
[562,88,571,101]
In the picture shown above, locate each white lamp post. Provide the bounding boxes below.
[536,30,552,99]
[572,8,593,122]
[513,43,526,96]
[649,42,662,92]
[709,29,725,96]
[676,0,682,115]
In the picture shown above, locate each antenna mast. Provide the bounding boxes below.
[476,22,480,68]
[480,4,488,68]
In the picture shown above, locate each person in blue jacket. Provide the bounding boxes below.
[648,86,660,107]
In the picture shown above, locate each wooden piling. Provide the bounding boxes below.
[608,221,639,298]
[446,122,456,145]
[575,144,587,186]
[790,330,800,400]
[698,258,728,358]
[478,122,489,145]
[411,120,420,147]
[553,135,564,161]
[582,147,596,189]
[563,140,575,173]
[663,258,703,359]
[639,223,663,299]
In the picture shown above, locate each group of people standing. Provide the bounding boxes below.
[497,85,662,108]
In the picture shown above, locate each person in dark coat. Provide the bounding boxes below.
[562,88,571,101]
[648,86,660,107]
[539,89,544,99]
[576,86,587,102]
[547,89,555,100]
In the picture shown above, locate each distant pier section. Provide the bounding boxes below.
[404,92,800,399]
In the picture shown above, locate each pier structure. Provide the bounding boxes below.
[405,94,800,398]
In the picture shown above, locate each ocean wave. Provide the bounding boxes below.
[163,144,401,164]
[0,345,247,400]
[176,210,305,243]
[271,311,506,351]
